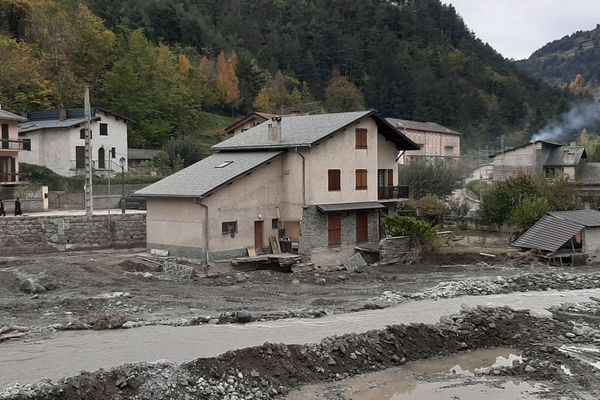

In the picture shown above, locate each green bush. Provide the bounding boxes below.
[398,160,462,199]
[404,195,448,226]
[20,163,67,191]
[466,179,488,195]
[510,197,550,231]
[383,215,442,250]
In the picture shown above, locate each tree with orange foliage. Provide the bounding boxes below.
[216,51,240,108]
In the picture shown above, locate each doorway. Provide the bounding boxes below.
[254,221,264,251]
[356,211,369,243]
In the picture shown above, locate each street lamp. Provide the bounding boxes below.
[119,156,126,214]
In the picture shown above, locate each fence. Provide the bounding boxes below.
[48,183,149,210]
[0,185,48,212]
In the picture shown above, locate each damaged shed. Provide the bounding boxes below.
[513,210,600,265]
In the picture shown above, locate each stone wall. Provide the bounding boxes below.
[379,236,411,263]
[0,213,145,254]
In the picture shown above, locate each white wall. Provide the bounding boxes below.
[19,112,128,177]
[147,197,205,249]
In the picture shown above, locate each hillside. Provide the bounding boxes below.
[0,0,582,150]
[516,24,600,98]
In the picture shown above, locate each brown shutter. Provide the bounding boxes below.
[328,169,341,191]
[355,128,367,149]
[328,214,342,246]
[387,169,394,186]
[356,169,367,190]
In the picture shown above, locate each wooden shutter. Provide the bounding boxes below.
[355,169,367,190]
[356,212,368,243]
[328,214,342,246]
[387,169,394,186]
[328,169,341,191]
[355,128,367,149]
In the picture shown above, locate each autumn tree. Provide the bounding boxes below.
[216,51,240,109]
[324,70,365,112]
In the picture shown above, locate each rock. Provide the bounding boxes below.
[327,357,337,365]
[344,253,367,273]
[573,326,586,336]
[250,370,260,378]
[208,318,219,324]
[315,278,326,286]
[291,279,300,285]
[349,353,357,360]
[235,273,248,283]
[19,279,36,294]
[524,365,536,373]
[42,281,59,291]
[115,378,128,389]
[236,310,252,323]
[565,332,576,338]
[121,321,137,329]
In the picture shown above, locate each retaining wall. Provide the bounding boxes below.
[0,213,146,254]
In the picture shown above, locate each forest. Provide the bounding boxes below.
[0,0,583,150]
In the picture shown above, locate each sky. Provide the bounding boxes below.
[444,0,600,60]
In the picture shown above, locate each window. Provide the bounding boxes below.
[222,221,238,235]
[22,138,31,151]
[80,128,92,139]
[355,169,368,190]
[328,214,342,246]
[355,128,367,149]
[99,123,108,136]
[272,218,279,230]
[111,147,116,158]
[1,124,8,149]
[216,161,234,168]
[328,169,341,191]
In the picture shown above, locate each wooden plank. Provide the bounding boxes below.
[270,236,281,254]
[247,246,257,257]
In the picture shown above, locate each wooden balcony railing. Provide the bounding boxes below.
[378,185,409,200]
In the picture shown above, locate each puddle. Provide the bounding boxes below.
[287,347,549,400]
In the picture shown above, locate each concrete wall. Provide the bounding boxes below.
[299,205,379,266]
[399,129,460,163]
[584,227,600,264]
[19,112,128,177]
[0,213,145,254]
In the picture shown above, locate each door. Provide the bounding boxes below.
[356,211,369,243]
[254,221,264,251]
[328,214,342,246]
[75,146,85,169]
[98,147,105,169]
[1,124,8,149]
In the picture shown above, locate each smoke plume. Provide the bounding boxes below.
[530,101,600,143]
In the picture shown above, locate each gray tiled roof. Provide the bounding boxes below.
[19,118,94,133]
[549,210,600,227]
[544,146,586,166]
[512,215,584,252]
[215,111,372,150]
[316,202,386,212]
[0,109,27,122]
[134,151,283,198]
[128,148,161,160]
[386,118,460,135]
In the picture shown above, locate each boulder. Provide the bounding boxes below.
[344,253,368,273]
[19,279,36,293]
[42,281,59,291]
[236,310,252,323]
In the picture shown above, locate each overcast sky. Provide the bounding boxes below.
[444,0,600,60]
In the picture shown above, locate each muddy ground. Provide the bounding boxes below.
[2,247,598,340]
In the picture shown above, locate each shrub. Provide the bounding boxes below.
[466,179,488,196]
[404,195,448,226]
[383,215,442,250]
[398,160,462,199]
[510,197,550,231]
[20,163,67,191]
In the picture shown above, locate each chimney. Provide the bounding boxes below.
[267,116,282,143]
[58,106,67,121]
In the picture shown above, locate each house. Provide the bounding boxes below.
[489,140,587,182]
[513,210,600,265]
[385,118,460,163]
[0,108,29,185]
[135,111,419,265]
[19,107,129,177]
[224,112,277,136]
[128,148,161,170]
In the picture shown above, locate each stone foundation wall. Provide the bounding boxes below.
[0,213,146,254]
[379,236,411,262]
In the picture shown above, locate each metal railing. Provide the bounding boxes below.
[378,185,409,200]
[0,139,30,151]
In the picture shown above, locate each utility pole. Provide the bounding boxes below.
[84,85,93,216]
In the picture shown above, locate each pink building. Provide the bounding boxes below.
[385,118,460,163]
[0,108,29,185]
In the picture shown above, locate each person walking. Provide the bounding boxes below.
[14,197,22,216]
[0,200,5,217]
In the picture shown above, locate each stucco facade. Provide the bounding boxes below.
[141,112,418,265]
[0,110,28,184]
[19,110,128,177]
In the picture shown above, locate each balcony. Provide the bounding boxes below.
[378,185,409,200]
[0,139,31,151]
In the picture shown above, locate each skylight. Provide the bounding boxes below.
[215,161,234,168]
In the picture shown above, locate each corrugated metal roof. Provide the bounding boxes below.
[215,111,419,152]
[0,109,27,122]
[512,215,584,252]
[134,151,283,198]
[386,118,460,135]
[548,210,600,227]
[316,202,386,212]
[128,148,161,160]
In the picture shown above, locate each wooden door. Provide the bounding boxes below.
[356,211,369,243]
[328,214,342,246]
[254,221,264,251]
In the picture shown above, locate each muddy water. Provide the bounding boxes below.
[3,288,600,389]
[287,348,547,400]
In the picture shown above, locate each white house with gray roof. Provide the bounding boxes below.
[135,111,419,265]
[19,107,129,177]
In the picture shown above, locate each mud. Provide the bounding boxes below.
[4,306,600,399]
